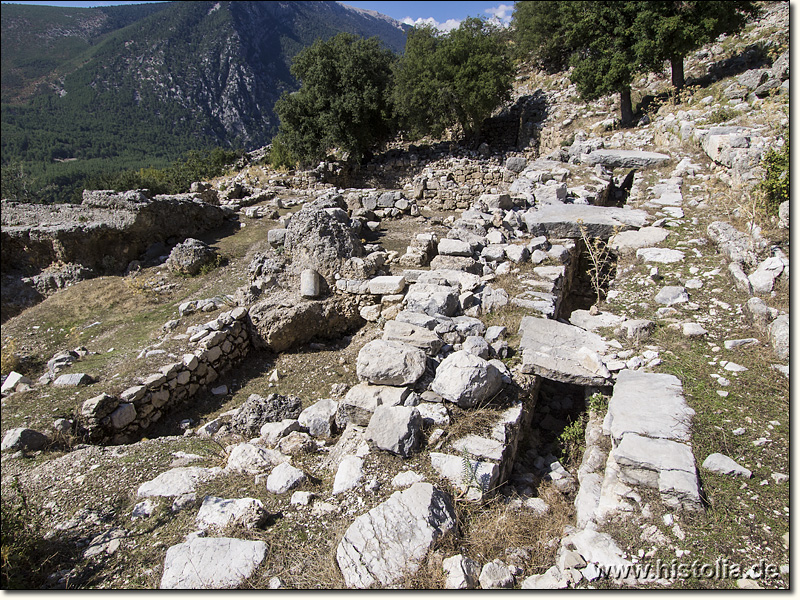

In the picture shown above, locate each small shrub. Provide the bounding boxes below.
[1,338,21,376]
[123,272,161,302]
[577,219,617,308]
[760,138,789,216]
[706,107,741,124]
[197,254,224,277]
[557,416,586,467]
[587,391,609,415]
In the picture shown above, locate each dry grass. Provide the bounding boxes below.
[445,406,504,442]
[460,483,573,573]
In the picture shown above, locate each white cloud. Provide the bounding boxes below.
[402,16,461,32]
[485,4,514,27]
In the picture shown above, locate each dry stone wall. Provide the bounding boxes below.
[81,307,251,444]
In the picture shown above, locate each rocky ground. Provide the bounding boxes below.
[1,2,789,590]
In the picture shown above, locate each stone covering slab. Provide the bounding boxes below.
[581,149,671,169]
[522,204,649,239]
[518,316,611,385]
[603,370,694,443]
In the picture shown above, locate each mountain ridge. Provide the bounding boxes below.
[1,1,411,201]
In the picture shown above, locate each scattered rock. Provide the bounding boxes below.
[682,322,708,338]
[166,238,217,276]
[298,398,339,439]
[654,286,689,306]
[53,373,94,387]
[333,455,364,494]
[443,553,481,589]
[769,314,789,361]
[266,463,306,494]
[365,405,422,457]
[225,444,286,475]
[479,559,515,589]
[1,372,32,394]
[356,340,427,386]
[231,393,302,437]
[138,467,223,497]
[1,427,49,452]
[195,496,268,530]
[636,248,685,264]
[430,350,503,408]
[702,453,752,478]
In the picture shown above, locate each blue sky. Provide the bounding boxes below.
[1,1,515,30]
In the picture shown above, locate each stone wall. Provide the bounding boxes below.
[81,307,251,444]
[1,191,227,277]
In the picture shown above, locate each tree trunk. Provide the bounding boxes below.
[619,86,633,128]
[671,55,685,90]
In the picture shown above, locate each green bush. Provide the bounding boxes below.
[760,139,789,216]
[84,147,243,196]
[706,107,740,124]
[268,135,296,170]
[273,33,396,166]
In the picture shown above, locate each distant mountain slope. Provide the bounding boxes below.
[1,2,171,103]
[0,1,409,200]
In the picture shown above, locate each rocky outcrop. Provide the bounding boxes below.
[165,238,218,276]
[1,191,227,319]
[248,292,364,353]
[1,191,226,277]
[283,196,364,282]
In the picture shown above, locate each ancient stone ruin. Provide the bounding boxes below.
[0,4,789,589]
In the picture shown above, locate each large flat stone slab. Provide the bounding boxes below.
[336,482,456,588]
[518,316,611,386]
[603,370,694,443]
[522,204,649,239]
[160,537,267,588]
[612,433,702,511]
[137,467,223,497]
[609,227,669,253]
[581,149,671,169]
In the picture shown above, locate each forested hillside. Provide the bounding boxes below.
[0,1,408,203]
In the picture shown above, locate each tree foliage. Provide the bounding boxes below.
[510,1,576,72]
[0,147,242,204]
[633,1,760,88]
[512,1,759,125]
[393,18,513,141]
[272,33,396,167]
[568,2,658,126]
